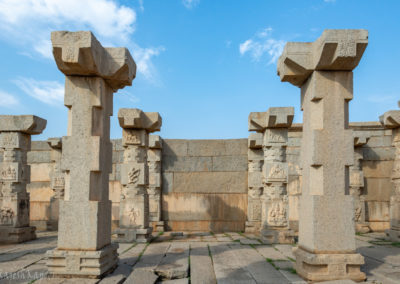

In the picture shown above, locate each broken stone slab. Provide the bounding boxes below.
[134,242,171,271]
[155,242,189,280]
[51,31,136,91]
[160,279,189,284]
[0,115,46,134]
[118,108,162,132]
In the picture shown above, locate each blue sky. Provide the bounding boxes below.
[0,0,399,140]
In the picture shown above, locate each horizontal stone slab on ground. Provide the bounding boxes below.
[155,242,189,280]
[190,242,216,284]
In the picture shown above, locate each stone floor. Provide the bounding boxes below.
[0,231,399,284]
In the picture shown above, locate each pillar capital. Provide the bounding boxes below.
[380,110,400,129]
[0,115,46,135]
[249,107,294,132]
[51,31,136,91]
[354,133,370,147]
[47,137,62,149]
[277,29,368,87]
[118,108,162,133]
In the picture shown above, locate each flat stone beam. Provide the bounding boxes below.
[0,115,46,134]
[46,31,136,278]
[277,29,368,87]
[277,29,367,282]
[248,133,263,149]
[249,107,294,132]
[118,108,162,132]
[51,31,136,91]
[0,115,46,244]
[380,105,400,242]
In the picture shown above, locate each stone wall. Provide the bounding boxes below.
[161,139,248,232]
[2,121,392,232]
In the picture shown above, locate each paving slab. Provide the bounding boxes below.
[190,242,216,284]
[134,243,171,271]
[273,244,295,259]
[254,245,287,261]
[125,269,159,284]
[0,253,44,275]
[158,278,189,284]
[357,245,400,266]
[99,263,131,284]
[278,269,307,284]
[155,242,189,280]
[363,255,400,284]
[208,242,256,284]
[239,238,261,245]
[227,243,289,284]
[273,260,294,270]
[120,243,147,266]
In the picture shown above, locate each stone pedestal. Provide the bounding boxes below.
[380,102,400,242]
[277,29,368,282]
[0,115,46,244]
[245,133,263,233]
[148,135,164,232]
[114,109,162,243]
[350,134,370,233]
[249,108,295,243]
[46,31,136,278]
[46,138,64,231]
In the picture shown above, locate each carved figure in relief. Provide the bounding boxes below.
[1,166,16,180]
[248,188,262,199]
[126,133,140,144]
[0,207,14,224]
[128,168,140,184]
[128,208,140,224]
[354,206,362,222]
[53,177,65,188]
[268,202,286,226]
[268,165,285,179]
[1,135,16,148]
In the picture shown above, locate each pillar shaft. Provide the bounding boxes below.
[0,115,46,243]
[46,31,136,278]
[277,29,368,282]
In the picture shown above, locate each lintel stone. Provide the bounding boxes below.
[0,115,46,134]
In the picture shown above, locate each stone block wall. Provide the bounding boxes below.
[162,139,248,232]
[0,121,392,232]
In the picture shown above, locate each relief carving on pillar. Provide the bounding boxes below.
[0,207,14,225]
[268,201,287,226]
[128,168,140,184]
[1,166,17,181]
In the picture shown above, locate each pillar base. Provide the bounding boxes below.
[0,226,36,244]
[114,227,153,243]
[386,228,400,242]
[293,247,366,282]
[261,227,295,244]
[154,221,165,232]
[355,223,370,234]
[46,243,118,278]
[245,221,261,233]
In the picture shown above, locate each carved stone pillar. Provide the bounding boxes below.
[46,31,136,278]
[46,138,64,231]
[148,134,164,232]
[249,108,295,243]
[277,30,368,282]
[0,115,46,244]
[115,108,162,243]
[380,101,400,242]
[350,134,370,233]
[245,132,263,233]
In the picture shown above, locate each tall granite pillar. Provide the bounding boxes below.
[115,108,162,243]
[249,108,295,243]
[0,116,46,244]
[350,134,370,233]
[46,31,136,278]
[148,134,164,232]
[277,30,368,281]
[47,138,63,231]
[245,132,263,233]
[380,101,400,242]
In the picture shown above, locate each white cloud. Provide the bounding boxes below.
[0,0,164,81]
[0,90,19,108]
[14,78,64,105]
[182,0,200,9]
[239,27,285,64]
[366,95,397,105]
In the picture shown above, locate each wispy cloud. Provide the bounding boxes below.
[366,95,397,104]
[0,90,19,108]
[239,27,285,64]
[0,0,163,81]
[182,0,200,9]
[14,78,64,105]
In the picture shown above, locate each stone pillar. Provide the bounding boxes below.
[380,101,400,242]
[115,108,162,243]
[0,115,46,243]
[245,132,263,233]
[46,138,64,231]
[277,30,368,282]
[46,31,136,278]
[249,108,295,243]
[350,134,370,233]
[148,134,164,232]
